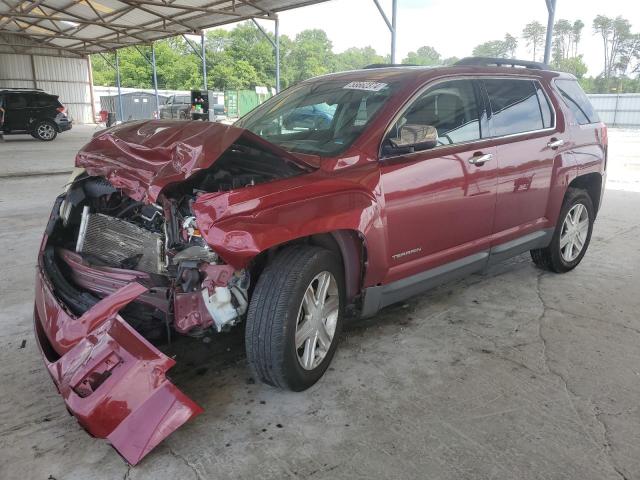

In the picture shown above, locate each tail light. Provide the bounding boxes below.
[57,106,66,114]
[602,125,608,171]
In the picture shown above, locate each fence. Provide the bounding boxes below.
[587,94,640,128]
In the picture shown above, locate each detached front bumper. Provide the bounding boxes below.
[33,265,202,465]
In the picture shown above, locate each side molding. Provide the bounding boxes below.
[360,228,554,318]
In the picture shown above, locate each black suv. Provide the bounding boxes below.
[0,88,72,141]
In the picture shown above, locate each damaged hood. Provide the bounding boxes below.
[76,120,311,202]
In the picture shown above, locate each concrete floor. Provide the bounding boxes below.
[1,126,640,480]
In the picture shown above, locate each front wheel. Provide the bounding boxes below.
[531,188,594,273]
[245,246,344,391]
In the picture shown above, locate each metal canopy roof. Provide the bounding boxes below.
[0,0,330,58]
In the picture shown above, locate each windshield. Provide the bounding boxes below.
[236,79,398,156]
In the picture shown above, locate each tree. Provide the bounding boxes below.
[593,15,632,80]
[504,33,518,58]
[334,47,385,71]
[554,56,588,78]
[402,46,441,66]
[522,21,546,61]
[618,33,640,76]
[472,40,509,58]
[288,29,334,82]
[572,20,585,57]
[552,19,573,63]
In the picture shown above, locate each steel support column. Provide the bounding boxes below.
[151,43,160,117]
[373,0,397,63]
[251,16,280,93]
[115,49,123,123]
[201,31,207,91]
[133,45,161,118]
[391,0,397,64]
[543,0,557,64]
[275,16,280,93]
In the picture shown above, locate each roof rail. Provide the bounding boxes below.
[363,63,417,69]
[0,87,44,91]
[454,57,548,70]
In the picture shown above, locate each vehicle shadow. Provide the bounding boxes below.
[159,254,533,403]
[0,135,40,142]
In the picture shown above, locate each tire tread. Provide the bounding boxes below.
[245,245,333,390]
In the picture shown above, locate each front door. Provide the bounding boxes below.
[380,79,498,284]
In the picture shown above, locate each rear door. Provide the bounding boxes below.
[380,78,498,283]
[483,78,568,246]
[4,93,29,131]
[553,79,606,183]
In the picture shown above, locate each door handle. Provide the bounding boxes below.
[547,138,564,149]
[468,153,493,165]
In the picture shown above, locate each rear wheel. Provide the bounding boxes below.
[245,246,344,391]
[33,120,57,141]
[531,188,594,273]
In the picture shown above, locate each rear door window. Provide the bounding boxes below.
[484,79,546,136]
[6,94,27,109]
[555,79,599,125]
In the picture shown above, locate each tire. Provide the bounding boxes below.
[531,187,594,273]
[33,120,57,141]
[245,246,344,391]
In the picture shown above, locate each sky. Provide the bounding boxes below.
[264,0,640,76]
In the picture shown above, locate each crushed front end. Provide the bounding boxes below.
[33,121,310,464]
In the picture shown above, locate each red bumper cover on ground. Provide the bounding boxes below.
[33,267,202,465]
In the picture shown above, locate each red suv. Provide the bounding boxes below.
[34,58,606,464]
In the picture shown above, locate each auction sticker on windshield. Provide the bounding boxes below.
[343,81,388,92]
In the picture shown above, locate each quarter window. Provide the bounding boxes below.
[484,79,545,136]
[34,94,57,107]
[535,83,554,128]
[387,79,482,148]
[555,79,599,125]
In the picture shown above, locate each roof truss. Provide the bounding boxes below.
[0,0,329,57]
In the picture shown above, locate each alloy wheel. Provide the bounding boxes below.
[560,203,589,262]
[295,271,339,370]
[37,123,55,140]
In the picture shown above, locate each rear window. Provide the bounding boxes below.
[484,79,547,136]
[555,79,599,125]
[177,95,190,104]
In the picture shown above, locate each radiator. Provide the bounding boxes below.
[76,209,164,275]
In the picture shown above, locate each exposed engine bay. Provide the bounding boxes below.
[43,139,305,341]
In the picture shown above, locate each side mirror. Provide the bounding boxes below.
[388,125,438,153]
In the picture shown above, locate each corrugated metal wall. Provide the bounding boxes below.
[587,94,640,128]
[0,52,94,123]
